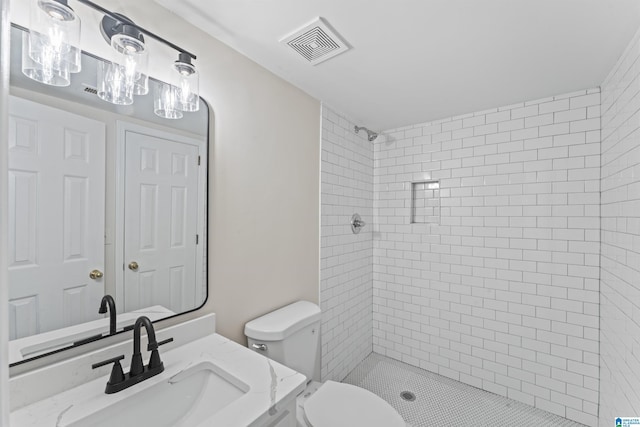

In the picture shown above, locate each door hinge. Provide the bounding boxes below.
[196,234,199,244]
[197,155,201,166]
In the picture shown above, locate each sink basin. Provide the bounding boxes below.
[63,361,249,427]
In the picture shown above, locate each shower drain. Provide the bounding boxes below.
[400,391,416,402]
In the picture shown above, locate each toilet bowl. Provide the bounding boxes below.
[244,301,405,427]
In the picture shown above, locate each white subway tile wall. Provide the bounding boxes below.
[600,28,640,424]
[320,106,374,382]
[373,90,601,426]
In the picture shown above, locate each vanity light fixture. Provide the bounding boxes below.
[22,0,199,118]
[97,13,148,105]
[173,52,200,112]
[152,52,200,119]
[23,0,81,86]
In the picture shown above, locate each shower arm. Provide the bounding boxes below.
[354,125,379,142]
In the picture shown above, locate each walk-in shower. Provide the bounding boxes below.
[354,125,378,141]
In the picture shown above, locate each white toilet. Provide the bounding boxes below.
[245,301,406,427]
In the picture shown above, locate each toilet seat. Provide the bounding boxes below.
[303,381,405,427]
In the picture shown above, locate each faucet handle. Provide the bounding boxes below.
[147,337,173,351]
[92,355,125,387]
[92,354,124,369]
[157,337,174,348]
[148,337,173,371]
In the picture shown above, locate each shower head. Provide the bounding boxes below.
[354,125,378,141]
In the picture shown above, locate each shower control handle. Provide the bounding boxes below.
[353,218,366,228]
[351,213,366,234]
[252,343,268,351]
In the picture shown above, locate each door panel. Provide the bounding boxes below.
[8,296,38,339]
[8,170,37,267]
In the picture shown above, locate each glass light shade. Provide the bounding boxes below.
[134,72,149,96]
[154,83,184,119]
[97,60,133,105]
[28,31,81,73]
[97,34,147,105]
[111,33,148,96]
[173,61,199,112]
[22,31,70,86]
[26,0,81,84]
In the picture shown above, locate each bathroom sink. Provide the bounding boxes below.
[63,361,249,427]
[11,327,308,427]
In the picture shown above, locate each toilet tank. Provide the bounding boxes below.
[244,301,321,382]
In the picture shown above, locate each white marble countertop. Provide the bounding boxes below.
[10,333,307,427]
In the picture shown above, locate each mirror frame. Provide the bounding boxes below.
[8,23,210,368]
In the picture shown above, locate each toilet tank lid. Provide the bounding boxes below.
[244,301,321,341]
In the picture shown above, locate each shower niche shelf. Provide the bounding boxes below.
[410,180,440,224]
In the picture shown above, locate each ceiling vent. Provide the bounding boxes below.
[83,86,98,95]
[280,17,350,65]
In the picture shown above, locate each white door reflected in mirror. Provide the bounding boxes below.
[8,96,106,340]
[120,126,204,313]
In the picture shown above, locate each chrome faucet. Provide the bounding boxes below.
[92,315,173,394]
[98,295,117,335]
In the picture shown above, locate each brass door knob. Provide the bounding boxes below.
[128,261,139,271]
[89,269,104,280]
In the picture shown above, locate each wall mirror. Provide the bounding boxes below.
[7,24,209,366]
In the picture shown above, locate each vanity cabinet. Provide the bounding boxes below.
[262,400,297,427]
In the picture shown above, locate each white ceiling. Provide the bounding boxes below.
[155,0,640,131]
